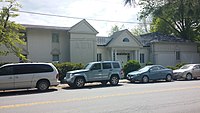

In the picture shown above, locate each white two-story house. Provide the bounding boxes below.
[0,19,199,66]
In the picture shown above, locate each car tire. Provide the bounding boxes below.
[37,80,50,91]
[110,76,119,86]
[142,76,149,83]
[74,77,85,88]
[101,81,108,86]
[186,73,192,80]
[130,80,135,83]
[166,74,172,82]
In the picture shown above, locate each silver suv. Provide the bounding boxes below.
[64,61,123,88]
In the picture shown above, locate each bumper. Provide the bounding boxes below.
[64,76,76,84]
[127,75,141,81]
[173,73,186,79]
[50,80,60,86]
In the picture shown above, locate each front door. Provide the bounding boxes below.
[193,65,200,78]
[117,54,128,66]
[87,63,102,81]
[149,66,161,80]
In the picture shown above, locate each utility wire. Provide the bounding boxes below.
[13,10,151,24]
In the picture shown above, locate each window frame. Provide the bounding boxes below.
[52,33,59,43]
[52,54,59,61]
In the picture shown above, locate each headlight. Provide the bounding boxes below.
[70,73,74,77]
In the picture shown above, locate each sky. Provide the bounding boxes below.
[4,0,142,36]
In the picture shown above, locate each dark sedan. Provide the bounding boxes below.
[127,65,173,83]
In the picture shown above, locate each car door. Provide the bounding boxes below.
[149,66,161,80]
[192,65,200,78]
[13,65,34,89]
[0,66,14,90]
[87,63,102,81]
[101,63,112,80]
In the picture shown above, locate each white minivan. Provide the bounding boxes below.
[0,63,60,91]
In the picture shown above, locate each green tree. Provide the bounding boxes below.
[150,17,177,35]
[0,0,26,60]
[125,0,200,41]
[108,25,125,36]
[131,25,146,36]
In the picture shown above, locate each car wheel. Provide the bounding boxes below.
[74,77,85,88]
[142,76,149,83]
[37,80,50,91]
[110,76,119,86]
[130,80,135,83]
[166,74,172,82]
[101,81,108,86]
[186,73,192,80]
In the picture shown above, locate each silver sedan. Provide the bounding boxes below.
[173,64,200,80]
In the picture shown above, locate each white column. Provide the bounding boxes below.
[135,50,137,61]
[111,49,113,61]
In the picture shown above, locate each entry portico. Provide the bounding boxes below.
[97,29,143,65]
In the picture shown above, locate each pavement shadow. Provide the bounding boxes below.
[127,80,175,84]
[174,78,200,81]
[62,83,124,90]
[0,88,58,97]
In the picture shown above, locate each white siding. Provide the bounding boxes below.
[70,33,96,64]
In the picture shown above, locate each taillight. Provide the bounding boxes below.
[56,74,59,79]
[120,69,124,77]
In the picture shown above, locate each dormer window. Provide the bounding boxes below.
[123,38,129,42]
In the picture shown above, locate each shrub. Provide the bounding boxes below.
[146,61,153,66]
[123,60,141,78]
[176,62,186,68]
[166,66,177,70]
[53,62,84,82]
[166,62,187,70]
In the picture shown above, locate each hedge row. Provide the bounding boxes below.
[53,62,84,82]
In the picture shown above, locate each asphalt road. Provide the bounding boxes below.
[1,80,200,113]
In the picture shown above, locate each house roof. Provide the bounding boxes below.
[97,29,143,47]
[22,24,70,30]
[139,32,186,46]
[69,19,98,34]
[96,30,125,46]
[96,36,112,46]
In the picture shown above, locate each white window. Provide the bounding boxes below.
[97,53,102,61]
[140,53,145,63]
[52,55,59,61]
[52,33,59,43]
[176,51,180,60]
[123,38,129,42]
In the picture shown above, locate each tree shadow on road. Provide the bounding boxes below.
[0,88,58,97]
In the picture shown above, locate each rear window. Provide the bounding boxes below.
[112,62,120,68]
[14,64,54,74]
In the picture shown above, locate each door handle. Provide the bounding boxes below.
[9,77,12,79]
[15,76,19,79]
[98,70,102,72]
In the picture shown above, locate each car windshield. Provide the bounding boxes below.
[180,65,192,69]
[138,66,151,72]
[84,63,93,69]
